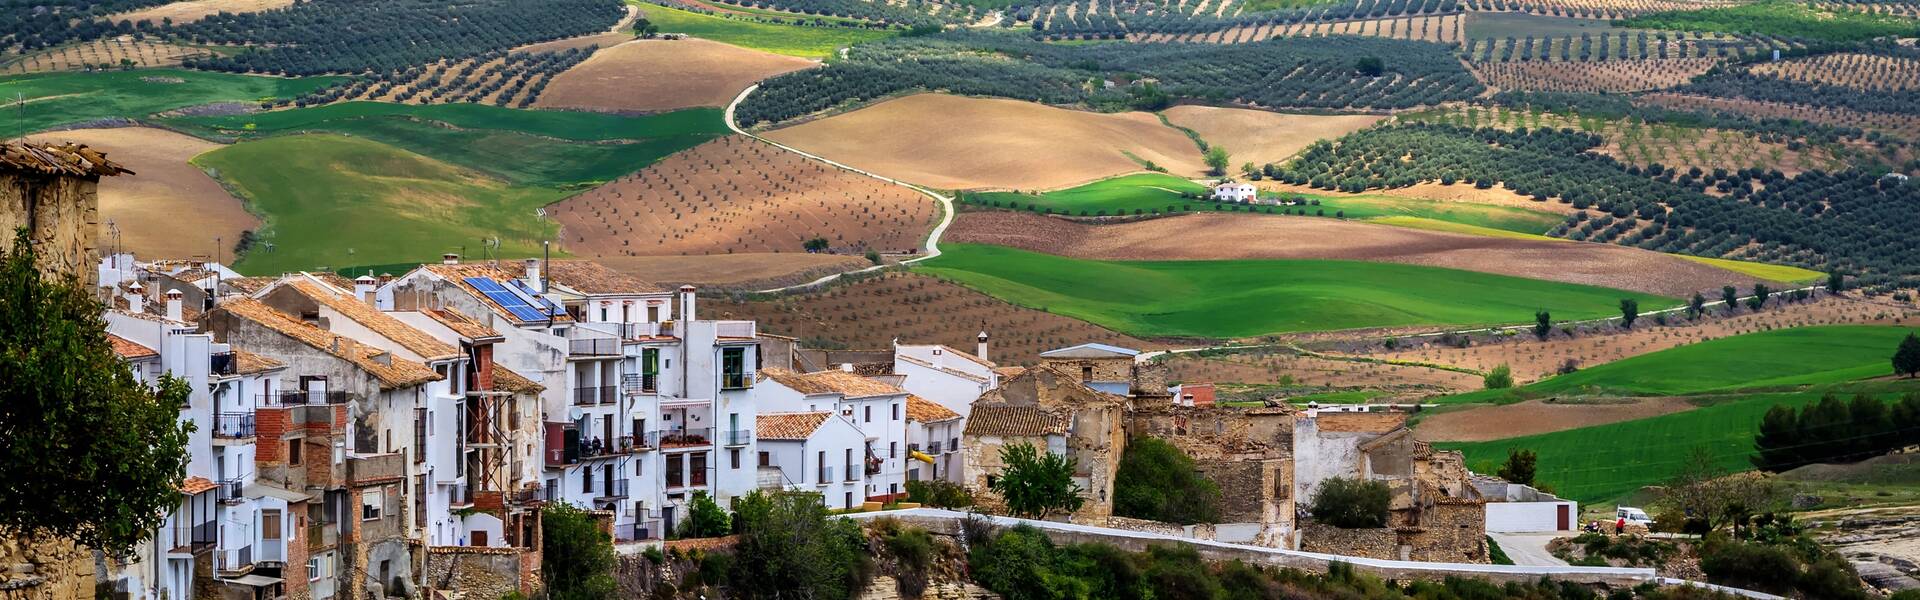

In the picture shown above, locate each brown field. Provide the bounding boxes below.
[1,38,213,74]
[946,211,1760,297]
[1747,52,1920,92]
[1258,180,1582,215]
[595,253,866,290]
[110,0,293,24]
[550,135,938,257]
[26,127,257,260]
[1413,397,1697,442]
[1162,106,1384,166]
[1363,297,1918,385]
[536,39,815,113]
[1469,58,1718,93]
[1163,350,1484,395]
[516,4,640,52]
[762,93,1206,190]
[709,271,1160,362]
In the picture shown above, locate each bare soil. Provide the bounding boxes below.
[944,211,1761,297]
[1258,180,1581,215]
[1162,106,1384,166]
[536,38,815,112]
[710,271,1162,362]
[594,253,865,290]
[27,127,257,260]
[763,93,1206,190]
[550,135,938,257]
[1413,397,1698,442]
[1,38,211,74]
[110,0,293,24]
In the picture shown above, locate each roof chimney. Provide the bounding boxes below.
[977,330,989,363]
[442,253,460,265]
[127,281,145,313]
[678,285,696,323]
[164,289,183,322]
[524,258,543,293]
[354,274,377,306]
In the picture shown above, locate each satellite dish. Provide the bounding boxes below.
[568,407,584,421]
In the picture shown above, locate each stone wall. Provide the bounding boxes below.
[0,533,93,600]
[422,546,533,600]
[0,172,101,283]
[1403,502,1488,564]
[1298,524,1398,560]
[855,576,998,600]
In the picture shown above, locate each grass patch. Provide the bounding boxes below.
[1287,390,1389,404]
[0,69,339,135]
[963,173,1208,215]
[198,134,566,274]
[1527,325,1918,396]
[633,2,897,58]
[1674,255,1825,284]
[1436,382,1920,503]
[914,243,1676,338]
[166,102,726,188]
[1618,0,1920,42]
[1297,194,1565,235]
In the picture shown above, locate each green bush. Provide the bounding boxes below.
[729,491,871,600]
[677,490,731,539]
[1114,437,1222,524]
[541,503,616,600]
[1308,477,1391,529]
[1483,363,1514,389]
[904,479,974,509]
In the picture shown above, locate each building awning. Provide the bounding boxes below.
[226,575,283,587]
[243,483,311,503]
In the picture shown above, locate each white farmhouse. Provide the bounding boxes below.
[1212,182,1257,203]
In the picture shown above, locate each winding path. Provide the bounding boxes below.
[722,84,957,294]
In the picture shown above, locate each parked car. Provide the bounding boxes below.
[1616,506,1654,527]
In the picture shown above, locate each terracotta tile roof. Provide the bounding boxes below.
[286,280,460,361]
[905,395,961,423]
[108,334,158,360]
[760,368,906,398]
[218,298,441,389]
[492,363,544,394]
[756,412,832,440]
[500,260,663,295]
[1,141,130,176]
[179,476,217,495]
[308,272,358,293]
[234,349,285,374]
[168,268,214,284]
[963,405,1066,437]
[421,263,575,325]
[993,366,1027,379]
[224,276,275,295]
[423,308,501,341]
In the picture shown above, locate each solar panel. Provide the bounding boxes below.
[509,279,564,316]
[465,277,548,322]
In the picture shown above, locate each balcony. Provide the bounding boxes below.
[263,390,349,405]
[346,453,405,485]
[723,429,751,446]
[816,467,833,486]
[626,431,658,452]
[715,320,756,339]
[596,479,629,500]
[216,479,245,504]
[572,385,613,406]
[622,373,658,395]
[308,521,338,549]
[210,352,237,377]
[513,487,542,506]
[213,412,255,438]
[721,371,751,391]
[630,519,663,542]
[659,428,710,449]
[577,437,625,459]
[928,441,943,455]
[542,481,561,503]
[845,468,860,483]
[569,338,619,357]
[257,541,285,564]
[216,545,252,572]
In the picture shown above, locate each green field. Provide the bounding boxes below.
[633,2,897,58]
[0,69,339,135]
[1675,255,1825,284]
[963,173,1210,214]
[915,244,1675,338]
[167,102,726,187]
[1302,195,1565,235]
[1438,383,1920,503]
[1527,325,1918,396]
[1619,0,1920,42]
[198,134,566,274]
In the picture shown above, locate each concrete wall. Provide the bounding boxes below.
[1487,502,1578,533]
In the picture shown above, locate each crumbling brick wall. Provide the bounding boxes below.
[1401,502,1488,564]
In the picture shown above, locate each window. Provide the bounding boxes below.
[599,307,608,322]
[843,492,852,508]
[262,510,283,542]
[288,440,302,465]
[1082,366,1093,380]
[729,449,741,470]
[361,489,383,521]
[864,406,872,423]
[889,442,896,458]
[582,468,593,494]
[640,349,659,391]
[721,347,748,389]
[759,452,771,467]
[308,558,322,581]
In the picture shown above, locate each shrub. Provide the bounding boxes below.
[1114,437,1222,524]
[677,490,731,538]
[542,502,616,600]
[730,491,871,600]
[1483,364,1514,389]
[904,479,973,509]
[1308,477,1390,528]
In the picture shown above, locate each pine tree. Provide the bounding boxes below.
[1895,332,1920,378]
[1752,404,1801,472]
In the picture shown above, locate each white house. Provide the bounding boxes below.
[1212,182,1257,203]
[891,336,998,419]
[754,412,868,509]
[757,368,912,502]
[904,396,963,483]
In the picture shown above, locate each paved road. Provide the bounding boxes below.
[1488,532,1571,567]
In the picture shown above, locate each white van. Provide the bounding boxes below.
[1616,506,1654,526]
